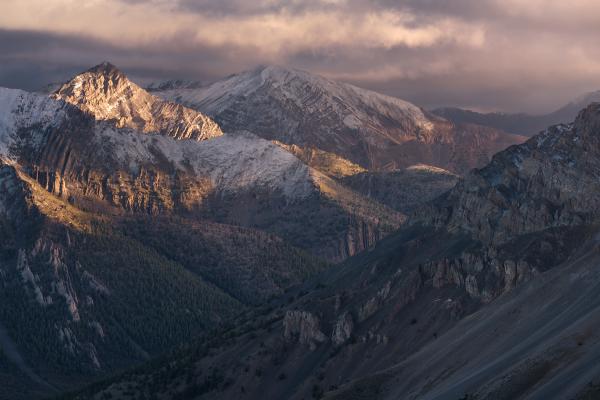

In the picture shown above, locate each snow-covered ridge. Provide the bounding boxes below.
[0,88,66,160]
[96,127,317,199]
[155,64,529,174]
[156,65,433,132]
[0,83,316,200]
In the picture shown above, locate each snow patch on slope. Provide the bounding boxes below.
[406,164,457,176]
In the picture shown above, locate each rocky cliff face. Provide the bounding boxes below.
[154,65,526,173]
[54,62,222,141]
[0,163,239,394]
[422,104,600,245]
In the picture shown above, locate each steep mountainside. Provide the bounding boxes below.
[422,109,600,244]
[0,161,239,399]
[71,103,600,400]
[433,90,600,136]
[54,62,222,141]
[154,65,525,174]
[325,237,600,400]
[1,65,405,262]
[269,143,459,214]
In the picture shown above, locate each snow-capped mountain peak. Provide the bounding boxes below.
[53,62,222,141]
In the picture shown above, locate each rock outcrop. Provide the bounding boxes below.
[283,310,327,349]
[331,312,354,346]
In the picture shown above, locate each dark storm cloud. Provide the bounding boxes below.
[117,0,354,16]
[2,0,600,112]
[0,29,266,90]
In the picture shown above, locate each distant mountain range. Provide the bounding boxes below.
[433,90,600,136]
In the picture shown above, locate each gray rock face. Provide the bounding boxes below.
[421,251,538,303]
[331,312,354,346]
[421,104,600,245]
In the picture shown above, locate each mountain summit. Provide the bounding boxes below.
[53,62,222,141]
[154,64,526,173]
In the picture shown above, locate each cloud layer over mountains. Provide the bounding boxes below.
[2,0,600,112]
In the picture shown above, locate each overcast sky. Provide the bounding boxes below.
[3,0,600,113]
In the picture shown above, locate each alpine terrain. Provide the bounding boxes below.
[0,61,593,400]
[2,2,599,400]
[0,61,469,398]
